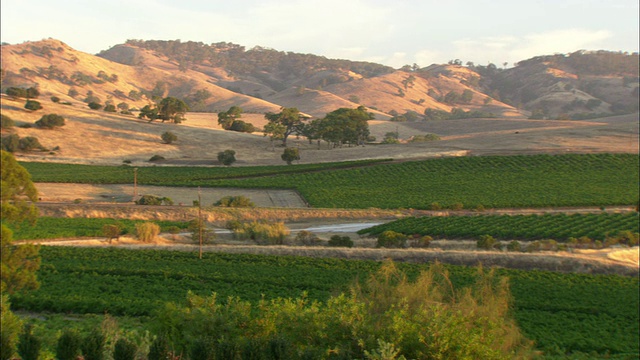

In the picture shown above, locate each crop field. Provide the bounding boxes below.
[11,247,639,357]
[358,212,640,241]
[10,217,191,240]
[21,153,640,209]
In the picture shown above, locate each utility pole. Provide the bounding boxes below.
[133,167,138,202]
[198,187,203,259]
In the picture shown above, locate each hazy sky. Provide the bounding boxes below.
[1,0,638,68]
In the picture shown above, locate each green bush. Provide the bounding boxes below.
[328,235,354,248]
[232,221,289,245]
[217,149,236,166]
[161,131,177,144]
[136,222,160,243]
[477,234,497,249]
[294,230,322,246]
[50,96,60,103]
[376,230,407,248]
[18,136,46,151]
[81,329,106,360]
[0,114,15,129]
[55,329,82,360]
[35,114,65,129]
[214,195,254,207]
[147,336,171,360]
[1,134,20,152]
[24,100,43,111]
[104,104,117,112]
[281,147,300,165]
[88,102,103,110]
[136,195,172,206]
[149,154,165,162]
[113,338,137,360]
[507,240,522,252]
[17,324,41,360]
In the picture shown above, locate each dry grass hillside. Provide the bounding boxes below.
[2,94,637,167]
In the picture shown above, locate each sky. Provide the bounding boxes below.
[1,0,638,69]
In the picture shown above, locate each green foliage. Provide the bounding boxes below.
[0,114,15,129]
[113,338,137,360]
[55,329,82,360]
[358,213,640,242]
[218,106,243,130]
[81,329,106,360]
[327,235,353,248]
[1,295,22,360]
[18,154,639,210]
[147,335,171,360]
[50,96,60,103]
[1,151,40,294]
[231,221,289,245]
[148,155,165,162]
[214,195,254,207]
[217,149,236,166]
[24,100,42,111]
[148,261,534,359]
[135,222,160,243]
[157,97,189,123]
[18,137,46,152]
[35,114,65,129]
[294,230,321,246]
[102,223,123,243]
[17,324,40,360]
[11,247,640,356]
[477,234,497,249]
[376,230,407,248]
[188,219,216,245]
[264,107,305,146]
[88,102,103,110]
[136,195,172,206]
[408,133,440,142]
[161,131,177,144]
[304,106,373,147]
[103,104,117,112]
[6,87,39,99]
[281,147,300,165]
[1,134,19,152]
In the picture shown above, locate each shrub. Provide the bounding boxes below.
[102,224,123,243]
[408,133,441,142]
[113,338,137,360]
[428,202,441,210]
[17,324,41,360]
[449,202,464,210]
[35,114,65,128]
[18,137,46,151]
[24,100,42,111]
[477,234,497,249]
[281,147,300,165]
[217,149,236,166]
[410,235,432,248]
[88,102,103,110]
[55,329,81,360]
[104,104,117,112]
[147,336,171,360]
[50,96,60,103]
[294,230,321,246]
[81,329,106,360]
[6,87,27,98]
[1,114,15,129]
[136,194,172,205]
[507,240,522,252]
[189,338,214,360]
[149,154,165,162]
[136,222,160,242]
[376,230,407,248]
[161,131,177,144]
[231,221,289,245]
[188,219,216,244]
[1,134,20,152]
[328,235,354,248]
[214,195,254,207]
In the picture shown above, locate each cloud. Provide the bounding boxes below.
[442,29,614,66]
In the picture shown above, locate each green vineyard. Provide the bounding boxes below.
[358,212,640,241]
[21,153,640,210]
[11,247,639,357]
